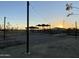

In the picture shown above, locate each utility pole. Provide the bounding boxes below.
[27,1,30,54]
[75,21,77,39]
[66,2,79,40]
[4,17,6,40]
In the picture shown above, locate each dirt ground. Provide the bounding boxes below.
[0,31,79,58]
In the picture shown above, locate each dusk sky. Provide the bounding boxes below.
[29,1,79,28]
[0,1,79,29]
[0,1,27,29]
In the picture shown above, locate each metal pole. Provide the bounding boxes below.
[4,17,6,40]
[27,1,30,54]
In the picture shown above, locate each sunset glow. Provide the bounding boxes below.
[0,1,79,30]
[56,25,63,28]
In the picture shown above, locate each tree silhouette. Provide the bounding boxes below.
[36,24,42,29]
[45,24,50,29]
[41,24,46,30]
[36,24,50,30]
[29,26,39,30]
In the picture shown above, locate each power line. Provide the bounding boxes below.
[30,3,49,24]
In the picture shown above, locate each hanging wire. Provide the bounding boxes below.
[73,7,79,9]
[29,3,49,24]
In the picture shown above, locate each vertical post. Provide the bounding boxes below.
[63,19,65,28]
[75,21,77,39]
[4,17,6,40]
[27,1,30,54]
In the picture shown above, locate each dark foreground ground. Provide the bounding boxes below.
[0,31,79,58]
